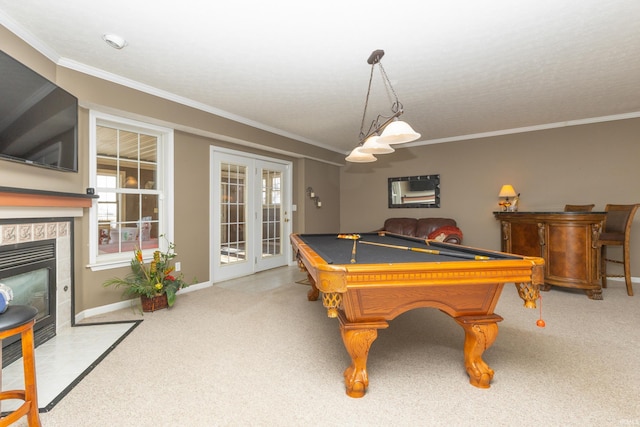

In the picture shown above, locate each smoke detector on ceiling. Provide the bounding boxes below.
[102,34,128,50]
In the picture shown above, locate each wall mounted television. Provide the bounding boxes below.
[0,50,78,172]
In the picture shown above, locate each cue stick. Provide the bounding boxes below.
[351,240,357,263]
[358,240,491,260]
[336,233,361,263]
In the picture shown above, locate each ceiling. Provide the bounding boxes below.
[1,0,640,157]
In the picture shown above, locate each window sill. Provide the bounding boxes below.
[88,239,159,271]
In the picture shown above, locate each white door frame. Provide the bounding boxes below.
[210,146,292,283]
[254,158,291,272]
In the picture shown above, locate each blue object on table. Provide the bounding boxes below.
[0,283,14,314]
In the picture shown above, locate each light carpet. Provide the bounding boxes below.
[11,266,640,426]
[2,321,139,414]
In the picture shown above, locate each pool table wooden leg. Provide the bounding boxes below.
[455,314,503,389]
[338,312,389,398]
[306,272,320,301]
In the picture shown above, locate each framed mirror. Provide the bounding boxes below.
[388,174,440,208]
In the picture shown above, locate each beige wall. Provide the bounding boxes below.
[0,26,341,313]
[341,118,640,275]
[76,124,329,311]
[4,22,640,313]
[300,159,341,233]
[264,157,341,237]
[171,130,305,281]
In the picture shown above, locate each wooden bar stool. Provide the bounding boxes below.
[0,305,41,426]
[599,204,640,296]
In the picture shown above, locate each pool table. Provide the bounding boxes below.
[290,232,544,398]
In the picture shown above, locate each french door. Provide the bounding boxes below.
[211,148,292,282]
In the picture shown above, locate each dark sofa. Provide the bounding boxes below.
[381,217,463,244]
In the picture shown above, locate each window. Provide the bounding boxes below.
[89,111,174,270]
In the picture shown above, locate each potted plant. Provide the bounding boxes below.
[103,239,190,311]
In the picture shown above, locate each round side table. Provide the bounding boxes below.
[0,305,41,426]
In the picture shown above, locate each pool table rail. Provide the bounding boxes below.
[293,235,545,313]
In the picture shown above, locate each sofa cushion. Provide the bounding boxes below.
[382,217,461,244]
[383,217,419,237]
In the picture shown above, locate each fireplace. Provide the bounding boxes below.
[0,187,96,369]
[0,240,57,366]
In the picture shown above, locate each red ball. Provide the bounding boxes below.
[536,319,546,328]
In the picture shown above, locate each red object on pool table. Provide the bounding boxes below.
[291,232,545,398]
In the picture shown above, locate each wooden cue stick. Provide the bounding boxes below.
[358,240,491,260]
[351,240,357,263]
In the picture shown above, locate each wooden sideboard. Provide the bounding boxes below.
[494,211,606,299]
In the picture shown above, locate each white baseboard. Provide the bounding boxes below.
[74,299,136,324]
[606,276,639,283]
[74,280,212,324]
[176,280,212,294]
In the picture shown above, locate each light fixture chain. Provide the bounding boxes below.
[359,64,377,140]
[378,62,402,114]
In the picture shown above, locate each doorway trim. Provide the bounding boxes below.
[209,146,293,283]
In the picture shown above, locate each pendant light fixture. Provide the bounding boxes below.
[346,49,421,163]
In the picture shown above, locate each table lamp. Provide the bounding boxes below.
[498,185,517,211]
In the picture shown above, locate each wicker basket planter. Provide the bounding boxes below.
[140,294,168,312]
[103,242,190,311]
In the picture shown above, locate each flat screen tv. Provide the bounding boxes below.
[0,50,78,172]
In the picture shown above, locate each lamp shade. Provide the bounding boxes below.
[498,185,517,198]
[345,147,377,163]
[377,120,421,144]
[359,135,395,154]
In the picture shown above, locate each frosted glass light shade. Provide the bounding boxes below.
[359,135,395,154]
[345,147,377,163]
[377,120,421,144]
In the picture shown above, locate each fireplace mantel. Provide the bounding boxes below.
[0,188,89,333]
[0,186,97,208]
[0,187,97,219]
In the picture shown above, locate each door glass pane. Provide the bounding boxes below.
[220,163,247,264]
[261,169,282,258]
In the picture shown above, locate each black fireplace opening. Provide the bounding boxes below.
[0,240,57,367]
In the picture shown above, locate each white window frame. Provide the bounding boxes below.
[87,110,174,271]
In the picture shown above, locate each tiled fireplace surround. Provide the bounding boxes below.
[0,220,73,331]
[0,187,95,334]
